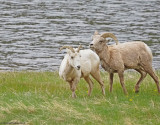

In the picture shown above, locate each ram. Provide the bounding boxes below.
[90,31,160,94]
[59,45,105,98]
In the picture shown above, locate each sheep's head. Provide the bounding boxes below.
[90,31,118,52]
[60,45,82,70]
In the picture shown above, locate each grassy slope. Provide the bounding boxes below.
[0,71,160,125]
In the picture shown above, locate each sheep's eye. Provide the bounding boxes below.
[99,40,103,43]
[71,56,74,59]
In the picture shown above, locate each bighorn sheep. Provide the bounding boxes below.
[90,31,160,94]
[59,45,105,98]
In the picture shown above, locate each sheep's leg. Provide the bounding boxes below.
[84,76,93,96]
[109,73,114,93]
[118,72,128,95]
[144,67,160,93]
[135,69,147,93]
[69,82,72,90]
[70,79,79,98]
[69,82,76,98]
[71,83,77,98]
[91,71,105,95]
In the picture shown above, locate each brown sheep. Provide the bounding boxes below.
[90,31,160,94]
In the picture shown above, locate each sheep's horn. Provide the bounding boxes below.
[77,45,83,52]
[101,32,119,45]
[59,46,75,53]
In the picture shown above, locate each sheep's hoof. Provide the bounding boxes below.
[135,86,139,93]
[109,90,112,93]
[72,93,77,98]
[72,96,76,98]
[135,90,139,93]
[124,91,128,95]
[102,90,105,95]
[88,93,91,96]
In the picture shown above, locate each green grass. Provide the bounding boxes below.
[0,71,160,125]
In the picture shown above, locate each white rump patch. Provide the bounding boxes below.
[144,43,152,57]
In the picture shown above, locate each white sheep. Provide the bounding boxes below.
[90,31,160,94]
[59,45,105,98]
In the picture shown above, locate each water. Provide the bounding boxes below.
[0,0,160,71]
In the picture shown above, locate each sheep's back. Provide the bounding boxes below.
[114,41,153,68]
[59,55,68,78]
[80,49,100,76]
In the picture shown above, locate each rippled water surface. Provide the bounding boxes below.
[0,0,160,71]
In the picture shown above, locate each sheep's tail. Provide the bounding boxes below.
[144,43,153,60]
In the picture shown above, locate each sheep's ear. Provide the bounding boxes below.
[94,31,99,35]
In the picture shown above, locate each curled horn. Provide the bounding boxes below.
[77,45,83,52]
[59,46,75,53]
[101,32,119,45]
